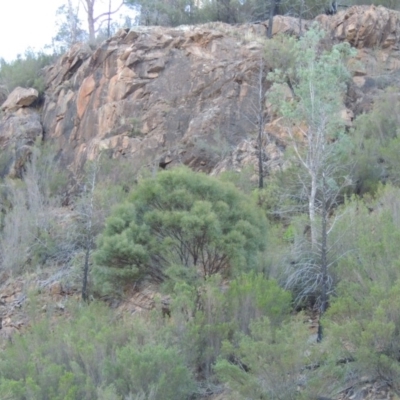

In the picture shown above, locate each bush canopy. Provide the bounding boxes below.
[94,167,268,289]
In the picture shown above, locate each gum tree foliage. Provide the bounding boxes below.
[93,167,268,289]
[126,0,333,27]
[52,0,87,53]
[268,27,355,323]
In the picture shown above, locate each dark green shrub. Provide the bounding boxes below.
[93,167,268,291]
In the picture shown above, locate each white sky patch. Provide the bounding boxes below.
[0,0,136,61]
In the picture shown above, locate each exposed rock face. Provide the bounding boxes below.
[1,87,38,112]
[0,108,43,178]
[318,5,400,116]
[0,6,398,179]
[317,5,400,51]
[42,24,272,174]
[40,5,400,176]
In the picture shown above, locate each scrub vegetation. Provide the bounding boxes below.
[1,17,400,400]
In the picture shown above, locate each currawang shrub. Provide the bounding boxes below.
[163,271,293,384]
[93,167,268,293]
[215,315,313,400]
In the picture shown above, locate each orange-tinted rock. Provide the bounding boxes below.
[35,6,400,176]
[49,282,63,296]
[1,87,38,112]
[77,75,96,119]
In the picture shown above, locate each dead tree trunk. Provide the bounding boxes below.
[257,58,265,189]
[81,157,99,302]
[267,0,280,39]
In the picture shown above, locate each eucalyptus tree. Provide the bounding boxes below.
[80,0,126,43]
[268,27,355,332]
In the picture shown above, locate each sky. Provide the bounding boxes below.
[0,0,136,61]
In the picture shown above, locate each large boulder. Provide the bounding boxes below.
[0,108,43,178]
[1,87,39,112]
[317,5,400,50]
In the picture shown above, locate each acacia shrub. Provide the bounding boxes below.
[0,300,195,400]
[215,316,313,400]
[93,167,268,291]
[324,185,400,387]
[166,272,292,384]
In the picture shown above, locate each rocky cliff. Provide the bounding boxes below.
[1,5,400,180]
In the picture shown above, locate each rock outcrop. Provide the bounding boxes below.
[1,87,38,112]
[0,86,8,106]
[42,24,271,174]
[0,108,43,178]
[0,5,399,179]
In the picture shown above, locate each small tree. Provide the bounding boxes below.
[268,27,355,333]
[93,167,267,291]
[239,53,268,189]
[78,157,100,301]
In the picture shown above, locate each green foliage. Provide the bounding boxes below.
[0,50,54,94]
[193,130,232,164]
[326,282,400,387]
[0,275,294,398]
[331,185,400,287]
[351,88,400,194]
[93,167,268,291]
[126,117,143,138]
[167,272,293,381]
[323,185,400,387]
[52,2,87,54]
[267,26,356,212]
[215,316,313,400]
[225,271,291,333]
[268,26,355,128]
[127,0,347,27]
[0,300,195,400]
[266,26,356,308]
[343,0,400,10]
[219,165,257,194]
[264,33,298,82]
